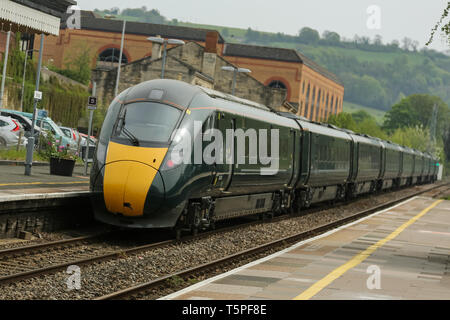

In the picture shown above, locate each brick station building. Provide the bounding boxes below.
[38,10,344,121]
[222,44,344,121]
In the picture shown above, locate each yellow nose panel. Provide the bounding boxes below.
[103,142,168,217]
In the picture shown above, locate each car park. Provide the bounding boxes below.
[79,132,97,161]
[60,126,82,147]
[0,115,25,148]
[3,109,76,150]
[0,110,44,143]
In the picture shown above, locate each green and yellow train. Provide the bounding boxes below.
[90,79,439,235]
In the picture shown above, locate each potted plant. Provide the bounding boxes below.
[40,132,79,177]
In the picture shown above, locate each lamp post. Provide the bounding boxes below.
[147,37,185,79]
[221,66,251,96]
[20,49,39,112]
[104,14,126,97]
[25,34,45,176]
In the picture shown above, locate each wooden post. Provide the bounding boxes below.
[16,131,23,151]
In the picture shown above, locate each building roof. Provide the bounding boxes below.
[11,0,76,17]
[223,43,300,62]
[61,11,225,43]
[1,0,75,35]
[223,43,342,86]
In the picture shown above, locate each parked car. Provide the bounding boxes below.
[0,110,44,143]
[79,133,97,147]
[79,133,97,162]
[4,110,77,150]
[60,126,82,146]
[0,115,25,148]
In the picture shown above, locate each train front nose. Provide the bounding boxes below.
[103,142,168,217]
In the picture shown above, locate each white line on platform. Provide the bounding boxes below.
[159,195,424,300]
[0,191,91,202]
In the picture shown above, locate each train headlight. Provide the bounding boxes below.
[162,128,190,171]
[161,146,185,171]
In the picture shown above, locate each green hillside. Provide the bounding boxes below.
[343,102,386,124]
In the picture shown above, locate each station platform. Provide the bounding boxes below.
[163,196,450,300]
[0,163,89,198]
[0,163,92,238]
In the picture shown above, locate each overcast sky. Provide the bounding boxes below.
[75,0,449,52]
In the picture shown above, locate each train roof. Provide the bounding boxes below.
[349,133,383,147]
[400,146,415,155]
[120,79,203,109]
[198,87,272,111]
[296,119,353,140]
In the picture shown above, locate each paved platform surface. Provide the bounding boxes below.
[163,196,450,300]
[0,164,89,198]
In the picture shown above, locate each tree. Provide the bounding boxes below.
[443,127,450,160]
[402,37,412,51]
[373,35,383,46]
[298,27,320,44]
[222,28,229,38]
[355,117,388,140]
[389,126,431,152]
[427,2,450,46]
[383,94,450,137]
[327,112,357,132]
[340,73,388,109]
[351,110,373,123]
[390,40,400,49]
[61,44,93,85]
[322,31,340,45]
[244,28,260,43]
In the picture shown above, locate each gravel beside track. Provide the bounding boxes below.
[0,225,110,251]
[0,183,447,300]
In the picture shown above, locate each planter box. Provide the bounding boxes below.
[50,157,75,177]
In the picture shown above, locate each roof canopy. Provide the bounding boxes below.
[223,43,343,86]
[61,11,226,44]
[0,0,75,35]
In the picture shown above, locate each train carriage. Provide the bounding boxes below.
[347,133,383,197]
[380,141,402,190]
[91,79,301,232]
[293,121,352,207]
[423,153,435,183]
[431,156,439,182]
[412,150,425,185]
[399,146,415,187]
[90,79,439,234]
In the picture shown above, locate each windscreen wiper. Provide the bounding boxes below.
[122,126,140,146]
[116,107,140,146]
[121,122,140,146]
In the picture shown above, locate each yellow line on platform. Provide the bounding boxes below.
[0,181,89,187]
[293,199,444,300]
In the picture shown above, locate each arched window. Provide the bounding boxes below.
[268,80,287,90]
[98,48,128,64]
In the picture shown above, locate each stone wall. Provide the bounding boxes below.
[92,42,287,111]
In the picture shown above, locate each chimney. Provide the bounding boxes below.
[205,31,219,54]
[202,31,219,78]
[151,35,162,61]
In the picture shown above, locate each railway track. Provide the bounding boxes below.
[96,182,449,300]
[0,215,278,285]
[0,182,447,296]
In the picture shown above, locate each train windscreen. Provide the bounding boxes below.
[114,102,181,144]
